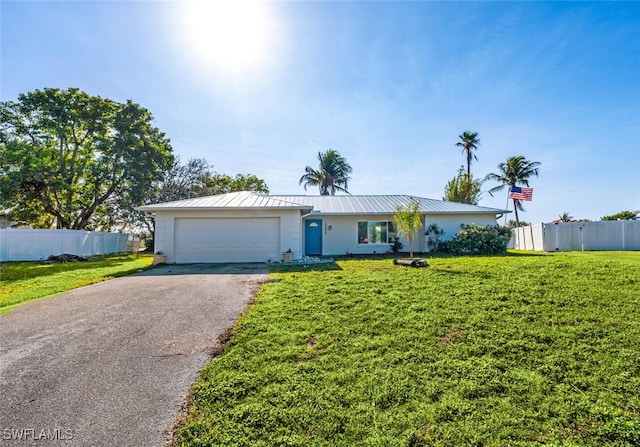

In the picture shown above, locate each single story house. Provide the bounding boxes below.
[137,191,508,263]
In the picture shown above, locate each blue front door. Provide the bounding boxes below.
[305,219,322,256]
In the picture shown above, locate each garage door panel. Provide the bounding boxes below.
[174,218,280,263]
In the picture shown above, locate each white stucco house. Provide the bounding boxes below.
[137,191,508,263]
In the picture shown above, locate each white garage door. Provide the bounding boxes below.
[174,217,281,263]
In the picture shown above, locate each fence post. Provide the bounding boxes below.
[0,229,5,262]
[530,225,535,251]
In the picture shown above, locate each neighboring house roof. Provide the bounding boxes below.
[138,191,508,215]
[547,219,580,224]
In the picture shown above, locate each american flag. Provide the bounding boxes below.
[509,186,533,201]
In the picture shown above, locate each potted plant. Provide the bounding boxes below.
[282,249,293,263]
[153,250,166,265]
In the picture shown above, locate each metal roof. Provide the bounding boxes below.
[138,191,508,215]
[271,195,507,215]
[136,191,312,211]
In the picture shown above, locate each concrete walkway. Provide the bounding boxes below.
[0,264,267,446]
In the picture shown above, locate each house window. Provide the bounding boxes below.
[358,221,396,244]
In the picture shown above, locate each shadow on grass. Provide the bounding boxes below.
[422,250,550,258]
[137,263,269,276]
[505,250,552,257]
[269,261,342,273]
[137,261,342,276]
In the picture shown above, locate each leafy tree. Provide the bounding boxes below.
[456,131,480,177]
[443,166,483,204]
[92,156,210,232]
[507,219,530,229]
[394,200,423,258]
[0,88,172,229]
[299,149,352,195]
[153,157,211,203]
[485,155,541,226]
[134,157,269,209]
[601,211,638,221]
[201,172,269,196]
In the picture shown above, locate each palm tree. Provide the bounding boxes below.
[299,149,352,195]
[394,200,423,258]
[485,155,541,225]
[558,212,573,222]
[456,131,480,177]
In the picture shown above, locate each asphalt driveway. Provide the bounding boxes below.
[0,263,268,447]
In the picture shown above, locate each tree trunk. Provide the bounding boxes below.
[513,199,519,225]
[408,236,413,259]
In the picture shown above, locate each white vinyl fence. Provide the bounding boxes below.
[509,221,640,252]
[0,228,132,262]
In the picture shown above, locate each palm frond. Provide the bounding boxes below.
[487,184,506,197]
[301,149,352,195]
[486,155,540,221]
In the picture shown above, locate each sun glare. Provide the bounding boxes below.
[179,0,276,76]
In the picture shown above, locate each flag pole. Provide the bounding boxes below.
[504,188,510,226]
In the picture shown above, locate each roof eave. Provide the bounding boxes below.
[301,210,509,216]
[424,210,510,215]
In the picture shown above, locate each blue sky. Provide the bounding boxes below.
[2,1,639,224]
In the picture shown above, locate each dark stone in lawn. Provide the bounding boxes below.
[44,253,89,263]
[394,258,429,268]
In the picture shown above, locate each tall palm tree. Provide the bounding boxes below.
[485,155,541,225]
[456,131,480,177]
[299,149,352,195]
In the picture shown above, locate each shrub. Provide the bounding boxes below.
[441,223,511,255]
[425,223,445,252]
[389,237,403,254]
[601,210,638,221]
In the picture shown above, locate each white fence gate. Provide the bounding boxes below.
[509,221,640,252]
[0,228,132,262]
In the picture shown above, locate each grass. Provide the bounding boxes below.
[0,253,153,312]
[174,251,640,446]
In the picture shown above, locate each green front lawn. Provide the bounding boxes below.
[0,253,153,312]
[175,251,640,446]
